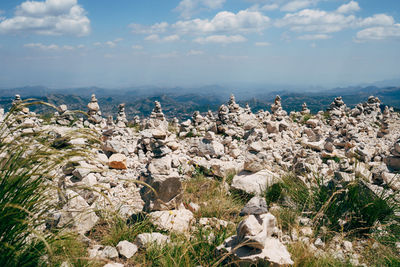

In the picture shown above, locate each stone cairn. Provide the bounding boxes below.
[378,106,390,138]
[106,115,114,127]
[218,197,293,265]
[150,101,165,121]
[87,94,103,124]
[56,104,75,126]
[116,103,128,127]
[270,95,287,120]
[384,139,400,174]
[145,101,168,130]
[301,102,311,115]
[12,94,29,114]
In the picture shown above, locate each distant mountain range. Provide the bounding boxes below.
[0,85,399,120]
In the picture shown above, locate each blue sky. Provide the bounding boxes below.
[0,0,399,89]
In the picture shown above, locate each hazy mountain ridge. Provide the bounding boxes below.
[0,86,399,120]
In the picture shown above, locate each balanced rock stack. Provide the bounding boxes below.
[218,197,293,266]
[386,139,400,172]
[301,102,311,115]
[146,101,168,130]
[377,106,390,138]
[87,94,103,124]
[271,95,287,120]
[56,104,75,126]
[12,94,29,114]
[116,103,128,128]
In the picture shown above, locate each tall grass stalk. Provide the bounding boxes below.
[0,100,99,266]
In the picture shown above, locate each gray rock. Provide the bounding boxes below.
[101,246,119,259]
[116,240,138,259]
[239,196,268,216]
[232,170,279,196]
[141,174,183,211]
[135,233,170,248]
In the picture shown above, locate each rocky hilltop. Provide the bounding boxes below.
[0,93,399,266]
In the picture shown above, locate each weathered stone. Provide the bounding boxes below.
[231,170,279,196]
[198,139,224,158]
[148,156,172,175]
[141,174,183,211]
[58,190,99,235]
[149,207,194,233]
[109,153,127,169]
[101,246,119,259]
[218,213,293,266]
[116,240,138,259]
[240,196,269,216]
[135,233,169,248]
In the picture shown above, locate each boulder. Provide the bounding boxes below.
[109,153,127,169]
[149,207,194,233]
[218,213,293,266]
[148,156,172,175]
[101,246,118,259]
[141,174,183,211]
[240,196,269,216]
[198,139,224,158]
[116,240,138,259]
[135,233,170,248]
[231,170,279,196]
[58,190,99,235]
[386,156,400,171]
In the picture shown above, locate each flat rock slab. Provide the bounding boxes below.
[231,170,280,196]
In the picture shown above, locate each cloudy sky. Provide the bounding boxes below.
[0,0,399,88]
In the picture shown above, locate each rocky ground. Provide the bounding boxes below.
[1,93,399,266]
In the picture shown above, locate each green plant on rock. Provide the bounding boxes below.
[134,228,232,267]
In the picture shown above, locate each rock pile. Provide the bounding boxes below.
[87,94,103,124]
[1,92,400,266]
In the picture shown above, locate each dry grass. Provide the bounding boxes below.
[182,175,243,223]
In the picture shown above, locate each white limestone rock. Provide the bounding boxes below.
[116,240,138,259]
[231,170,279,196]
[135,233,170,249]
[149,207,194,233]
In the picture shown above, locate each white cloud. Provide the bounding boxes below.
[163,34,180,42]
[0,0,90,36]
[358,14,394,27]
[255,41,270,46]
[337,1,360,14]
[173,10,270,34]
[105,38,123,48]
[93,42,102,46]
[24,42,85,50]
[132,45,143,50]
[175,0,226,19]
[262,4,279,11]
[355,24,400,41]
[145,34,160,41]
[298,33,331,40]
[24,43,59,50]
[187,49,204,55]
[276,3,397,37]
[218,55,249,60]
[62,45,74,50]
[281,0,317,12]
[144,34,180,42]
[276,9,357,33]
[153,51,179,58]
[194,35,247,44]
[130,22,168,34]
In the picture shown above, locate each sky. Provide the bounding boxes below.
[0,0,399,89]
